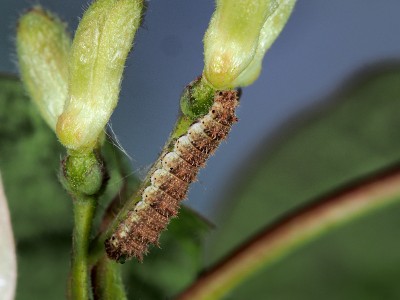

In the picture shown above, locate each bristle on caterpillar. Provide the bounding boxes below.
[105,90,239,262]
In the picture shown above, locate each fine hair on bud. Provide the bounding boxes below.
[232,0,296,87]
[16,6,71,131]
[203,0,297,89]
[56,0,144,152]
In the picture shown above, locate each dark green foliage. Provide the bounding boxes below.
[0,75,72,299]
[0,75,70,241]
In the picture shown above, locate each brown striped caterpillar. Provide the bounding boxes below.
[105,90,239,262]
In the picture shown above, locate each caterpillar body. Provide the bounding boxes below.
[105,90,239,262]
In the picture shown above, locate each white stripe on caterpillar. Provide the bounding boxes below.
[105,90,239,262]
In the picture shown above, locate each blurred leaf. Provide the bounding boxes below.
[0,75,210,299]
[0,75,75,299]
[0,75,70,240]
[16,232,71,300]
[209,65,400,299]
[93,257,128,300]
[0,173,17,300]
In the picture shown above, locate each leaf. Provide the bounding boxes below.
[0,173,17,300]
[0,75,73,299]
[208,65,400,298]
[0,75,71,240]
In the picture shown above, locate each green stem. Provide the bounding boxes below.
[176,165,400,300]
[70,195,97,300]
[89,75,216,264]
[88,112,193,265]
[92,256,128,300]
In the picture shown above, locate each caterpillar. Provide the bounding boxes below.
[105,90,239,262]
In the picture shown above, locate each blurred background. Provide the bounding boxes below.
[2,1,400,299]
[1,0,399,219]
[0,0,400,222]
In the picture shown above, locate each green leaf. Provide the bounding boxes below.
[16,232,71,300]
[0,75,70,241]
[0,75,73,299]
[208,65,400,298]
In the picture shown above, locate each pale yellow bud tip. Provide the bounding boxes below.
[56,0,144,152]
[16,6,71,131]
[203,0,296,89]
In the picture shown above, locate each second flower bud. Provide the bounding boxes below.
[56,0,143,152]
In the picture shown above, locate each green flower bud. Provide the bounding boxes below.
[232,0,296,87]
[203,0,296,89]
[56,0,143,152]
[16,7,71,131]
[62,152,105,196]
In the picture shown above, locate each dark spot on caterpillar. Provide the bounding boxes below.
[105,90,239,262]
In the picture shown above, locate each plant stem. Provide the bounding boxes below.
[70,195,97,300]
[92,256,128,300]
[89,77,217,264]
[176,164,400,300]
[88,113,193,265]
[91,164,132,299]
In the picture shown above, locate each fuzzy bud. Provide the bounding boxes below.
[56,0,143,152]
[16,7,71,131]
[203,0,296,89]
[62,152,105,196]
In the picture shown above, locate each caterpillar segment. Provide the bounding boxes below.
[105,90,239,262]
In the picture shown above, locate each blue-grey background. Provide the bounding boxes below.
[2,0,400,223]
